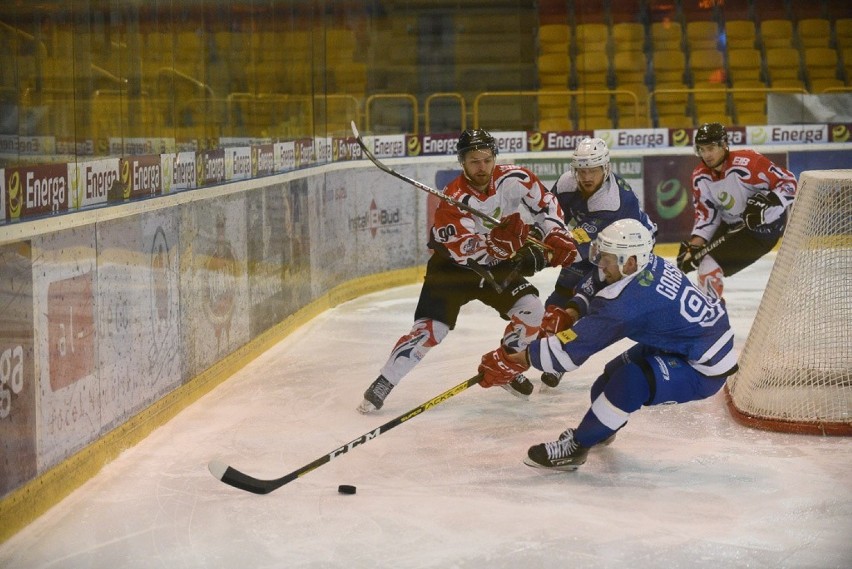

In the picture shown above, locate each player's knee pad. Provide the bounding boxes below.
[698,256,724,300]
[601,361,654,414]
[502,295,544,352]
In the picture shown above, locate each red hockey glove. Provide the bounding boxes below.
[478,346,529,388]
[539,304,578,337]
[543,228,578,267]
[486,212,529,260]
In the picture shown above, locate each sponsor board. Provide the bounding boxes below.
[251,144,275,177]
[746,124,829,145]
[406,133,458,157]
[368,134,407,158]
[96,212,182,429]
[492,131,527,154]
[34,228,100,469]
[294,138,316,168]
[274,140,296,171]
[4,163,69,220]
[162,151,197,193]
[68,157,119,210]
[117,154,163,200]
[0,241,37,494]
[225,146,252,181]
[196,148,226,186]
[597,128,670,148]
[332,137,362,161]
[526,130,593,152]
[109,137,174,157]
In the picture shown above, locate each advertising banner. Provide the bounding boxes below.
[225,146,252,182]
[4,163,69,221]
[181,194,249,379]
[96,211,182,429]
[33,227,100,469]
[0,241,36,495]
[161,151,197,194]
[68,157,119,210]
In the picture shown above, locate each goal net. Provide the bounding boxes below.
[725,170,852,435]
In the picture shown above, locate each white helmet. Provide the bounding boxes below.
[591,219,654,275]
[572,137,611,178]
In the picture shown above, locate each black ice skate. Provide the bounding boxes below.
[357,375,394,414]
[501,373,534,400]
[524,428,590,470]
[540,371,563,388]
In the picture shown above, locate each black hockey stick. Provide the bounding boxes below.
[351,121,503,226]
[208,374,483,495]
[690,222,747,264]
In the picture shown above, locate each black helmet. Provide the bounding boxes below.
[456,129,497,161]
[694,122,728,154]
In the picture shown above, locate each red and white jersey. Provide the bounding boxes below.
[430,164,566,266]
[690,149,797,241]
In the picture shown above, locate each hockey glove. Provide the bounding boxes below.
[486,212,529,261]
[676,241,704,273]
[511,243,548,276]
[543,228,578,267]
[478,346,529,388]
[743,192,782,230]
[540,304,578,337]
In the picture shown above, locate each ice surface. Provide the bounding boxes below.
[1,256,850,569]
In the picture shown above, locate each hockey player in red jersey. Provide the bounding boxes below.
[677,122,797,300]
[357,128,578,413]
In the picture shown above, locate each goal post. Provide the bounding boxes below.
[724,170,852,435]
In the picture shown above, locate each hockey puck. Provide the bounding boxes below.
[338,484,357,495]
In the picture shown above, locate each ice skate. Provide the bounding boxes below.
[540,371,563,389]
[524,428,589,470]
[501,373,534,400]
[357,375,394,414]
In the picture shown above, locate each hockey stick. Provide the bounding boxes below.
[351,121,503,226]
[208,374,483,495]
[690,222,747,264]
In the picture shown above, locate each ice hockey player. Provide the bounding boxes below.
[357,128,578,413]
[677,122,797,300]
[476,219,738,470]
[539,137,657,389]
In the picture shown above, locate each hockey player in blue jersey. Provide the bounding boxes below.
[477,219,738,470]
[539,137,657,389]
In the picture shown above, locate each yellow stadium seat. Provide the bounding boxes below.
[796,19,831,49]
[611,23,645,53]
[724,20,757,50]
[539,24,570,54]
[803,47,839,82]
[689,49,726,84]
[765,47,802,82]
[651,21,683,52]
[574,23,608,55]
[574,51,609,88]
[686,21,720,52]
[836,19,852,50]
[612,50,647,86]
[727,48,764,83]
[538,53,570,87]
[652,49,686,84]
[760,20,794,50]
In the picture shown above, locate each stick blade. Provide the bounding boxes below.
[208,459,229,480]
[208,460,278,494]
[350,120,360,139]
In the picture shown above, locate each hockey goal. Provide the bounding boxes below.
[725,170,852,435]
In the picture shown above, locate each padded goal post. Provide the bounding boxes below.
[725,170,852,435]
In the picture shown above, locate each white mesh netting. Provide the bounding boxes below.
[725,170,852,435]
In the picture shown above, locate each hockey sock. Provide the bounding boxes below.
[380,318,449,383]
[698,257,724,300]
[501,294,544,353]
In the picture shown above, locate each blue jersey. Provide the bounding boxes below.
[530,255,737,378]
[552,170,656,261]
